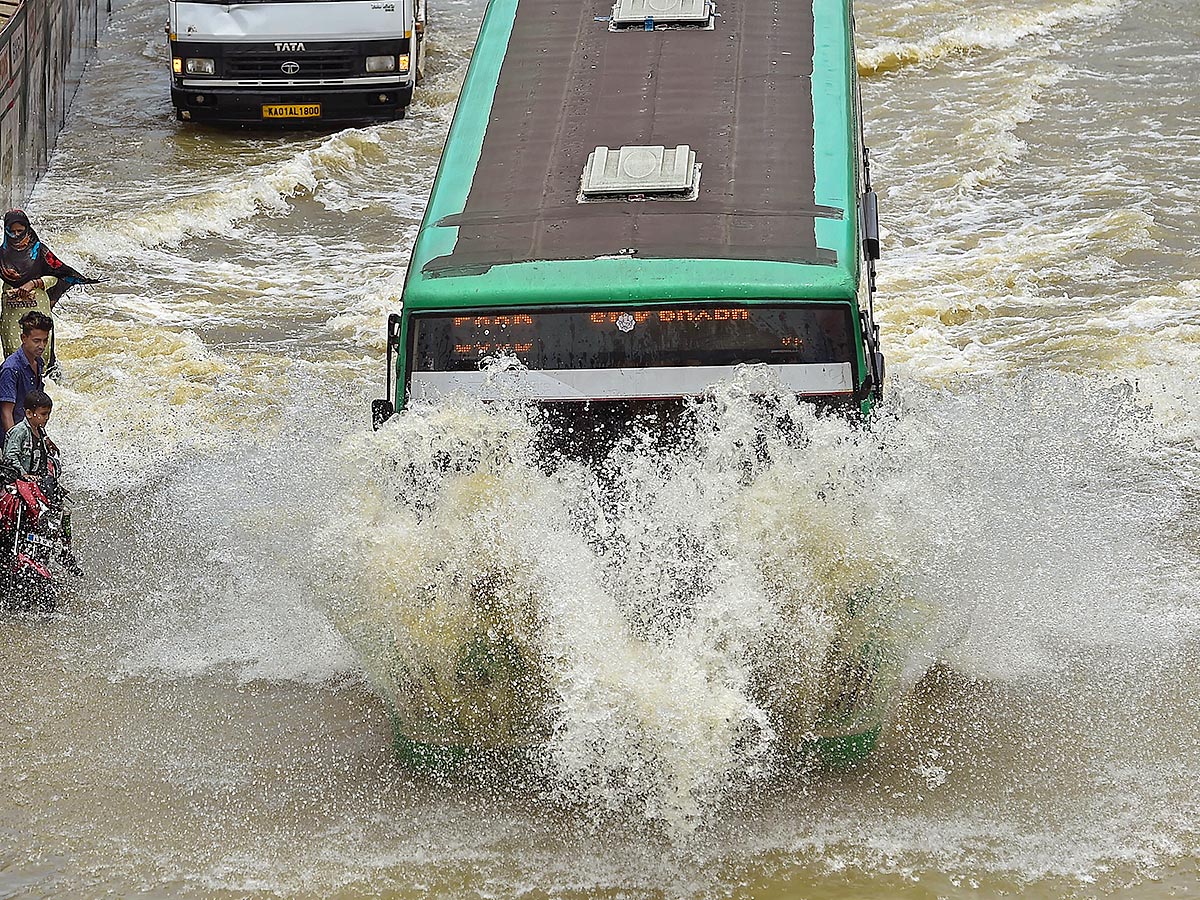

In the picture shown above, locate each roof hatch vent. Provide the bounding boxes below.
[611,0,714,29]
[580,145,700,200]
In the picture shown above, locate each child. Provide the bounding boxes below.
[3,389,81,575]
[4,388,55,477]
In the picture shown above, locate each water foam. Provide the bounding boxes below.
[45,128,396,263]
[857,0,1127,77]
[309,386,911,832]
[291,366,1194,837]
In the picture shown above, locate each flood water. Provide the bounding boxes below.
[2,0,1198,896]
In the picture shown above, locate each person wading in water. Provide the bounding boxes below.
[0,209,100,368]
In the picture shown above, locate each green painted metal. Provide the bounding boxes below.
[392,0,870,408]
[813,727,882,768]
[393,732,474,769]
[394,729,882,771]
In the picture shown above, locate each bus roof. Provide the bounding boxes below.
[403,0,863,311]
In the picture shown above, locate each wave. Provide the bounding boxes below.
[58,128,394,260]
[857,0,1127,77]
[878,206,1160,380]
[953,61,1067,194]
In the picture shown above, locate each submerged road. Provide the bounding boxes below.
[1,0,1198,895]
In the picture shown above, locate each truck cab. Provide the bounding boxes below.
[168,0,424,124]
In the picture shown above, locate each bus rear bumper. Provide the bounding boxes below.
[406,364,857,404]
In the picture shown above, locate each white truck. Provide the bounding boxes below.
[168,0,425,124]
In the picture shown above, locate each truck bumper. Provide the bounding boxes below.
[171,83,414,125]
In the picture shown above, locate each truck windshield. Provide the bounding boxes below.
[412,303,855,372]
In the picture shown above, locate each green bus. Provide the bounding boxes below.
[372,0,883,427]
[371,0,892,766]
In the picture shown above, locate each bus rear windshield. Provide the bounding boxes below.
[412,304,855,372]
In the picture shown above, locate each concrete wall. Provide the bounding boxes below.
[0,0,104,209]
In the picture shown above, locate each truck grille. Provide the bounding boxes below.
[224,52,357,79]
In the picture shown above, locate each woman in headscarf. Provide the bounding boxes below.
[0,209,101,364]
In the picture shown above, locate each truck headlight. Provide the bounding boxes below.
[365,55,396,73]
[172,57,183,75]
[184,57,215,75]
[397,54,410,74]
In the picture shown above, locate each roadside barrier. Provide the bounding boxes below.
[0,0,104,207]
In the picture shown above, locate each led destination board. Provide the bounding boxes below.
[413,304,854,372]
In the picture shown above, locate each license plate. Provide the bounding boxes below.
[25,533,55,548]
[262,103,321,119]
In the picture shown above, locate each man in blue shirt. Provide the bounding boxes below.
[0,310,53,443]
